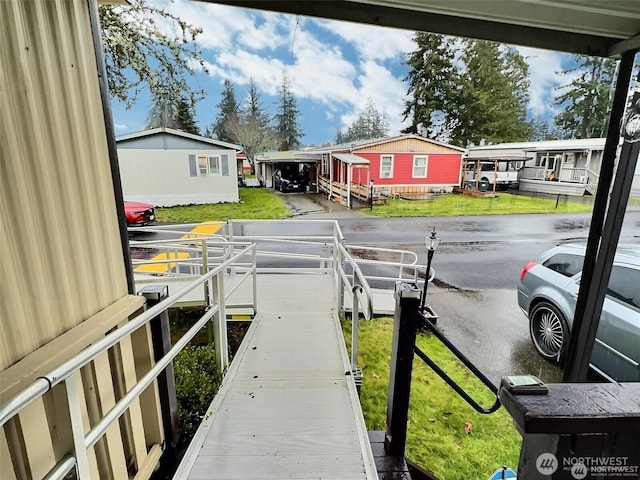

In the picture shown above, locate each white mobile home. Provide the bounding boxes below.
[117,128,242,206]
[468,138,608,197]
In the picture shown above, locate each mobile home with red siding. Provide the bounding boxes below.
[315,134,465,207]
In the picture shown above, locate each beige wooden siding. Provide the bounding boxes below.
[0,0,128,370]
[1,2,165,479]
[355,137,459,153]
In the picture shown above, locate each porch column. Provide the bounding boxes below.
[347,164,352,209]
[328,154,333,200]
[563,49,638,382]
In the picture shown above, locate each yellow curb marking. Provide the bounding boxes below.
[135,222,223,273]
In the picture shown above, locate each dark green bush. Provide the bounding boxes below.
[173,344,221,438]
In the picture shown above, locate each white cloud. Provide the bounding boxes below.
[317,19,414,62]
[114,123,129,132]
[346,61,409,134]
[518,47,568,117]
[119,1,580,144]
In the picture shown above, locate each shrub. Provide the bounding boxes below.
[173,344,221,439]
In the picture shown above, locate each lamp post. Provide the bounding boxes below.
[369,180,374,211]
[420,227,440,311]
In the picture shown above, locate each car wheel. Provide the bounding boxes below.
[529,301,569,363]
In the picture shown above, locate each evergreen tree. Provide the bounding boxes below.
[245,78,271,129]
[175,98,200,135]
[528,115,562,141]
[146,94,175,130]
[401,32,458,140]
[99,0,206,108]
[274,71,303,150]
[146,94,199,134]
[553,56,617,138]
[450,39,530,146]
[335,98,389,143]
[211,80,239,142]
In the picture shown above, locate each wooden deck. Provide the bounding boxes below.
[174,273,378,480]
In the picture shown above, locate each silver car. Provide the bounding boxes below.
[517,243,640,382]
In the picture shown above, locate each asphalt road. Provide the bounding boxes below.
[282,192,640,385]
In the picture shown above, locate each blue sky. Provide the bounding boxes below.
[110,0,577,146]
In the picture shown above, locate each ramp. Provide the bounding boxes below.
[174,274,378,479]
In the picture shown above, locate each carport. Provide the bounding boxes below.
[255,151,321,189]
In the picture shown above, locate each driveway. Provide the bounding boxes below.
[276,191,367,219]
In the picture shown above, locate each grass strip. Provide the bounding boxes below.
[343,316,521,479]
[156,187,290,223]
[368,192,593,217]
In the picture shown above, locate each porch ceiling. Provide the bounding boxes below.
[211,0,640,57]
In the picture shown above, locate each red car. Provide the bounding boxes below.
[124,201,156,226]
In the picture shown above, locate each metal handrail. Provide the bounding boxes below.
[337,242,374,321]
[415,311,501,414]
[0,243,256,427]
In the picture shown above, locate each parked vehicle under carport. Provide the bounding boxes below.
[273,167,304,192]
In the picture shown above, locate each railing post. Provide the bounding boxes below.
[65,372,91,479]
[351,280,363,395]
[202,239,209,304]
[337,239,346,315]
[211,271,229,373]
[252,244,258,316]
[138,285,179,451]
[385,281,421,457]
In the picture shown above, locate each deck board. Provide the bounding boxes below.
[175,274,377,480]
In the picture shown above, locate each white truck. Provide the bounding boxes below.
[464,159,520,191]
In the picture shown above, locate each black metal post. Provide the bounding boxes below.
[420,228,439,311]
[420,249,434,312]
[385,282,421,457]
[370,180,374,211]
[138,285,180,451]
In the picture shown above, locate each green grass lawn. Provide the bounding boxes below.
[155,188,595,223]
[155,187,290,223]
[368,192,593,217]
[343,316,521,480]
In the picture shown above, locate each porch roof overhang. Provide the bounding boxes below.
[333,153,370,165]
[211,1,640,57]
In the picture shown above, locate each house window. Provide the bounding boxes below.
[564,153,575,166]
[536,154,556,170]
[413,155,428,177]
[197,155,220,175]
[380,155,393,178]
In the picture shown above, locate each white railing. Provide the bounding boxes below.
[559,167,588,183]
[0,219,430,480]
[0,242,256,480]
[520,166,588,183]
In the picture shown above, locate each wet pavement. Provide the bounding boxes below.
[276,191,639,385]
[275,191,368,219]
